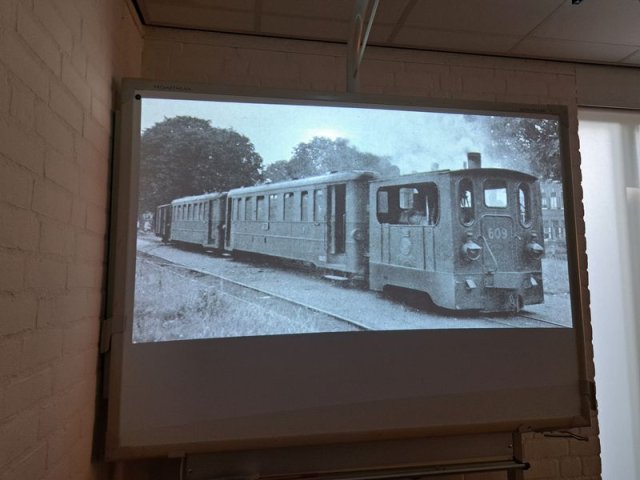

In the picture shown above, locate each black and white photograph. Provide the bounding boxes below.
[132,95,573,343]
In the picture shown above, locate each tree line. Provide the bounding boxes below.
[138,116,399,215]
[138,114,561,216]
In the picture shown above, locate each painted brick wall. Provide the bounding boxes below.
[0,0,142,479]
[142,28,600,480]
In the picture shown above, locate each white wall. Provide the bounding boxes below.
[579,109,640,480]
[0,0,143,478]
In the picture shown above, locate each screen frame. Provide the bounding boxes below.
[105,78,591,460]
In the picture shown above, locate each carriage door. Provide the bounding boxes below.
[208,199,216,245]
[328,184,346,255]
[224,197,232,247]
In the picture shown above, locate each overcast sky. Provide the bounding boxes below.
[141,97,524,174]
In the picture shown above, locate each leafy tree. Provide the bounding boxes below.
[481,116,561,180]
[139,116,263,214]
[264,137,400,182]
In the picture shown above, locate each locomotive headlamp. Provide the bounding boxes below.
[526,233,545,260]
[461,232,482,262]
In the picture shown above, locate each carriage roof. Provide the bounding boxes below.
[228,171,378,196]
[170,192,227,205]
[371,168,538,186]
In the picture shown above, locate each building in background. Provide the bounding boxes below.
[540,180,566,256]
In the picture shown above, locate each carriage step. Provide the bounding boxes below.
[323,274,350,282]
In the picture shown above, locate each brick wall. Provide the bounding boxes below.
[0,0,142,479]
[142,28,600,480]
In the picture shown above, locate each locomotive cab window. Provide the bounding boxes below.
[376,183,438,225]
[459,178,475,225]
[377,191,389,214]
[518,183,533,226]
[484,179,508,208]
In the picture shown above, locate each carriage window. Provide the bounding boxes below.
[459,178,475,225]
[484,180,507,208]
[188,204,192,219]
[269,194,279,220]
[314,190,325,221]
[377,183,439,225]
[256,196,266,220]
[284,192,294,221]
[237,198,243,220]
[518,183,532,226]
[245,197,251,220]
[301,191,310,221]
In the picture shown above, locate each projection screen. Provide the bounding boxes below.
[105,78,591,459]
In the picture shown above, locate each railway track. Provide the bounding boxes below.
[480,311,567,329]
[137,248,568,335]
[138,251,370,333]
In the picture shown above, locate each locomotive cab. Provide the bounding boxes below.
[369,166,545,313]
[451,169,545,312]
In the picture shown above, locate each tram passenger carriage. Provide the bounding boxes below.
[226,171,375,280]
[158,193,227,249]
[153,160,545,313]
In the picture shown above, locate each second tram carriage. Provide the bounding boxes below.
[153,159,545,313]
[226,171,376,280]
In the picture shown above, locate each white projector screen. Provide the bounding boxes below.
[105,79,591,459]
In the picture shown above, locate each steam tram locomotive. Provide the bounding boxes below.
[154,158,545,313]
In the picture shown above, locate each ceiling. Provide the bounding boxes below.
[134,0,640,67]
